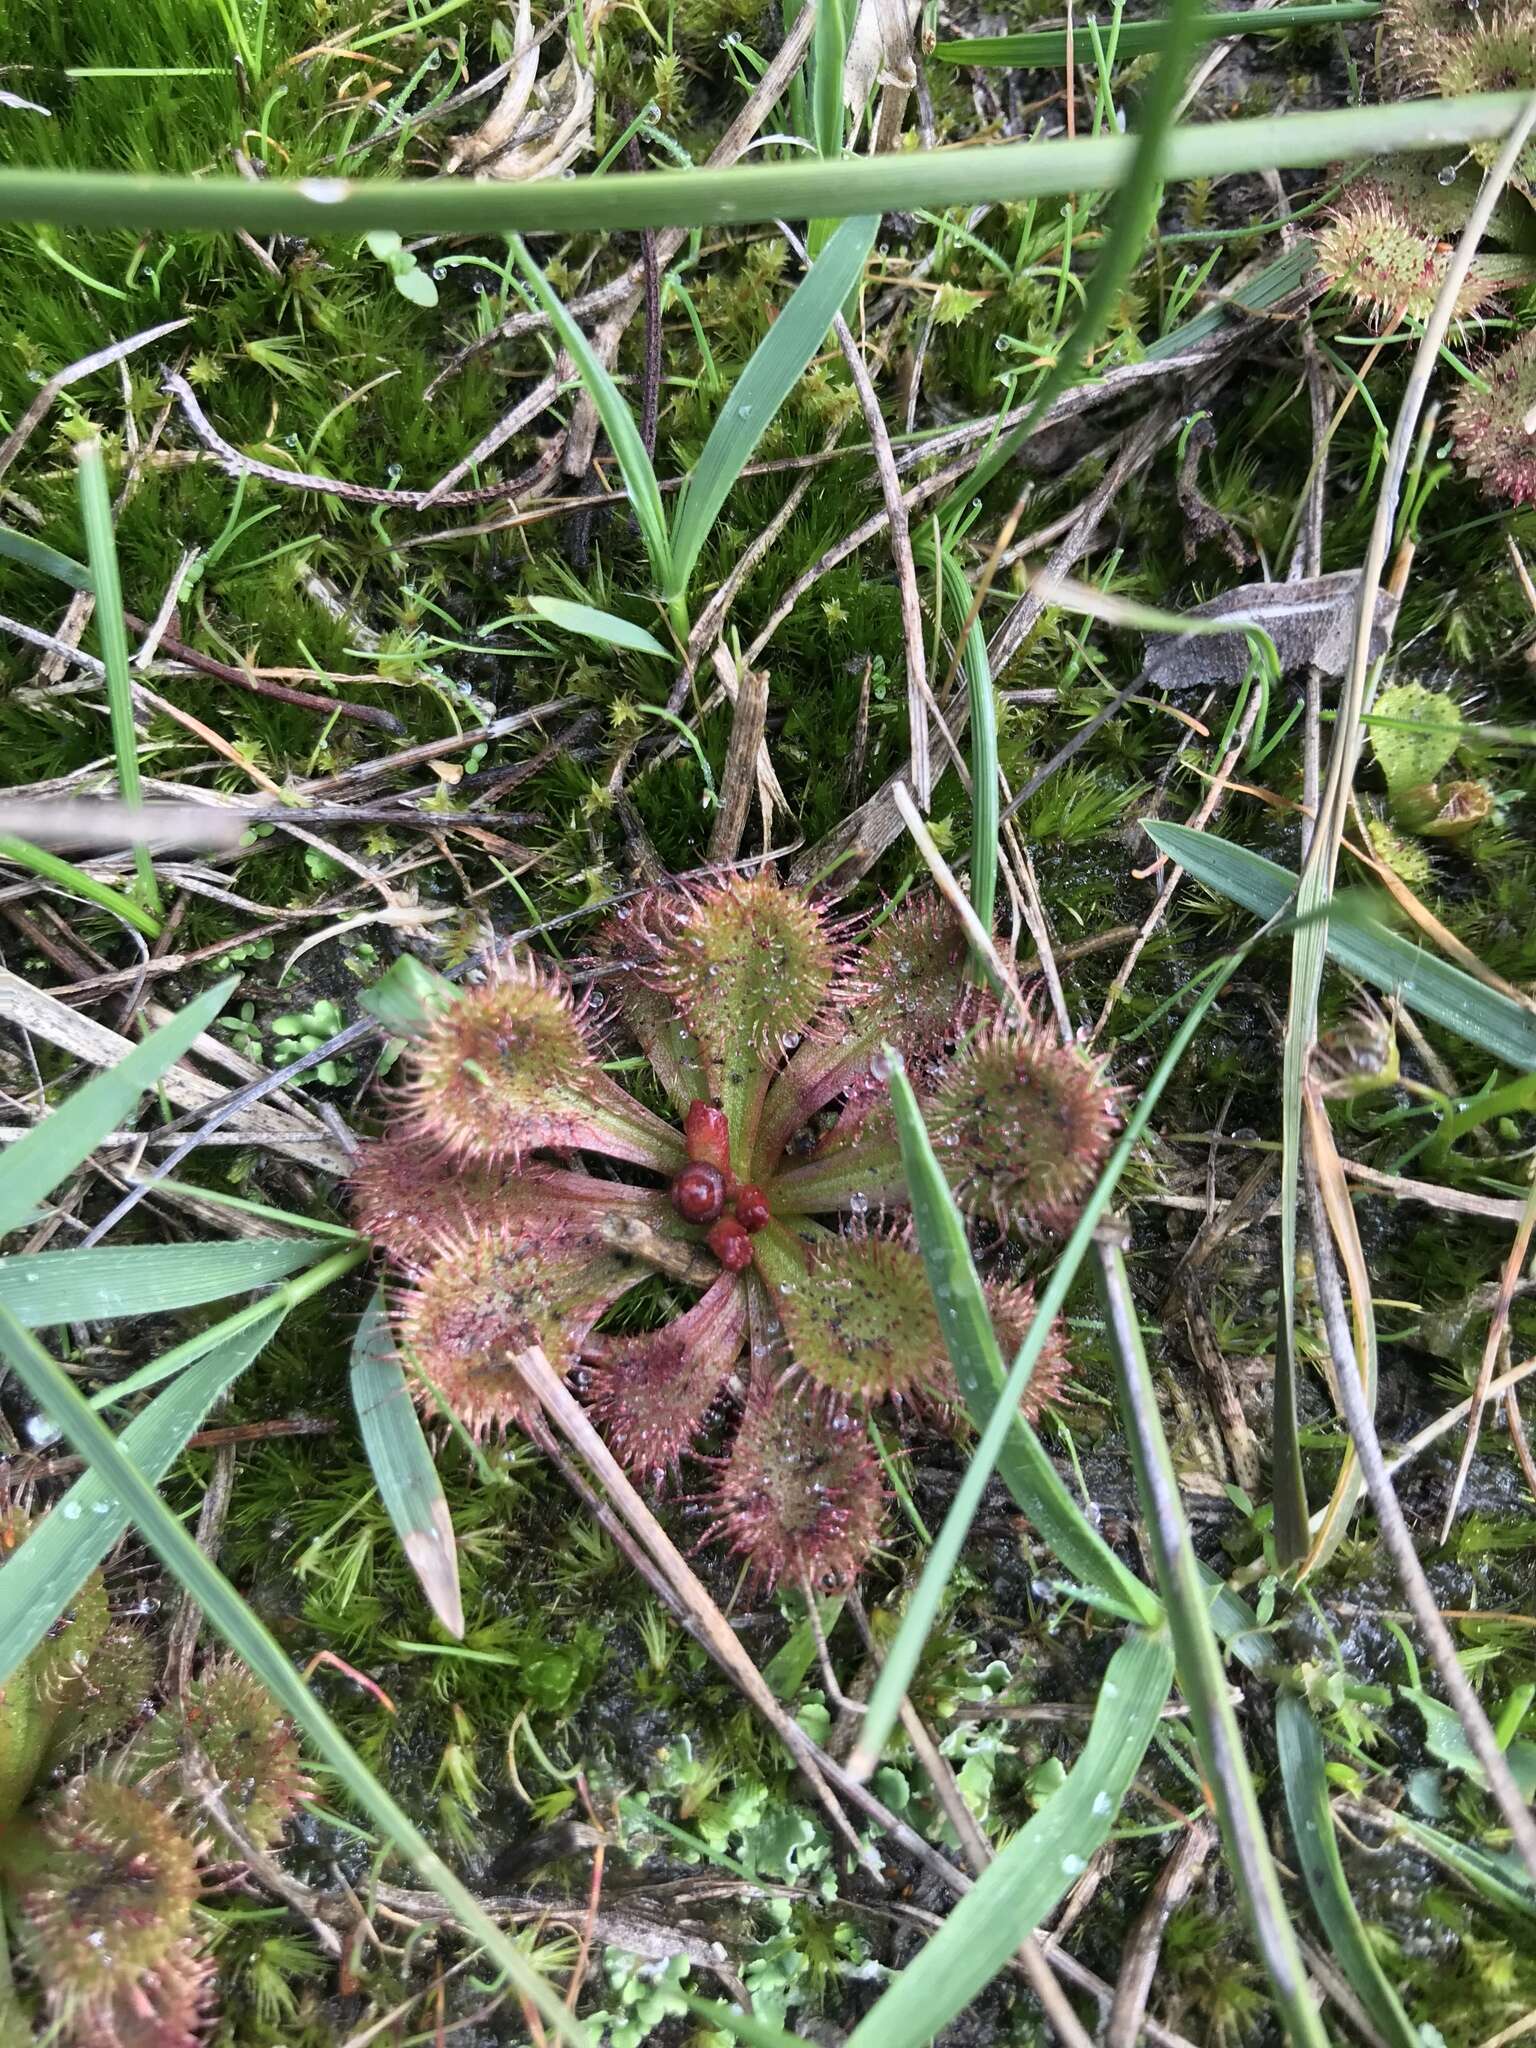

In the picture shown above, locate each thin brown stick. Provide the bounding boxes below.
[1106,1819,1218,2048]
[0,317,191,483]
[162,1443,237,1696]
[511,1342,871,1865]
[831,309,932,808]
[1440,1161,1536,1540]
[1303,1120,1536,1884]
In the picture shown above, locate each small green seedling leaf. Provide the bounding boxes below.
[527,595,669,657]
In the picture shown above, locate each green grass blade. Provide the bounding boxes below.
[0,832,162,938]
[0,96,1522,234]
[957,0,1204,503]
[686,1998,814,2047]
[527,595,669,657]
[1144,822,1536,1070]
[812,0,846,161]
[850,940,1256,1776]
[75,436,159,914]
[934,2,1377,66]
[1277,1692,1421,2048]
[884,1059,1160,1623]
[510,236,671,603]
[1098,1239,1330,2048]
[1144,244,1315,361]
[0,977,235,1241]
[1374,1808,1536,1922]
[846,1630,1175,2047]
[0,1238,327,1326]
[352,1287,465,1641]
[0,1304,286,1687]
[0,521,92,588]
[0,1304,591,2048]
[668,214,878,606]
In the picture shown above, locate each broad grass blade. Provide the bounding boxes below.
[352,1287,465,1640]
[845,1630,1175,2047]
[0,1303,285,1687]
[510,237,671,598]
[0,521,91,587]
[0,976,235,1240]
[1277,1691,1421,2048]
[668,214,878,605]
[934,2,1376,66]
[527,595,669,656]
[75,436,159,912]
[0,1238,327,1326]
[1098,1239,1330,2048]
[0,1304,591,2048]
[1144,822,1536,1069]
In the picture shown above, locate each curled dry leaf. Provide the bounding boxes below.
[442,0,594,181]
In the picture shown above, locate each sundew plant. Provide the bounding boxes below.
[354,875,1110,1589]
[3,0,1536,2042]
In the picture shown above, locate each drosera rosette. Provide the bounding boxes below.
[355,872,1116,1591]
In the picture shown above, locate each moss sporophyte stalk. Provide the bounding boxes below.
[353,873,1117,1593]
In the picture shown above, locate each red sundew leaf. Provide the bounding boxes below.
[986,1278,1075,1424]
[592,897,708,1117]
[648,876,842,1167]
[397,1211,652,1439]
[16,1779,201,2006]
[66,1936,216,2048]
[756,895,971,1171]
[403,949,684,1173]
[707,1378,885,1594]
[584,1273,748,1477]
[924,1017,1117,1236]
[1452,328,1536,507]
[352,1144,686,1269]
[755,1226,949,1402]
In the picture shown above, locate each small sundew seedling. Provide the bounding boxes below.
[356,874,1110,1591]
